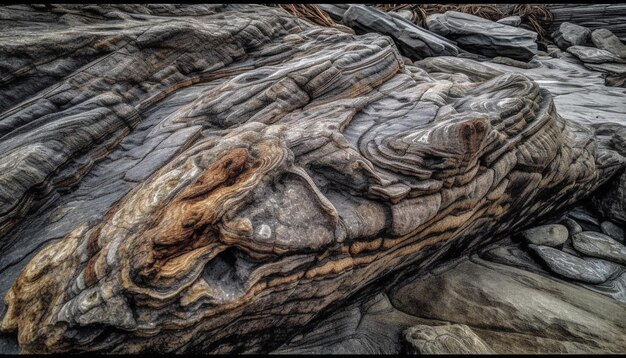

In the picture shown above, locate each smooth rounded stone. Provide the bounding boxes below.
[529,244,622,284]
[426,11,538,61]
[518,224,569,247]
[572,231,626,265]
[560,218,583,236]
[496,16,522,27]
[592,28,626,59]
[601,221,625,242]
[552,22,591,51]
[403,324,494,354]
[567,45,626,64]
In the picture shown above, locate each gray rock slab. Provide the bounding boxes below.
[592,28,626,59]
[426,11,538,61]
[552,22,591,51]
[496,16,521,27]
[340,5,462,59]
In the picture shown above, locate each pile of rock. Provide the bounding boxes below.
[515,207,625,293]
[318,5,539,62]
[551,22,626,86]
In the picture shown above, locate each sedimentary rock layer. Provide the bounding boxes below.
[0,4,623,354]
[548,4,626,42]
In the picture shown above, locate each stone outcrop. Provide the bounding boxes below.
[426,11,538,61]
[0,4,624,354]
[548,4,626,43]
[339,5,462,59]
[552,22,591,51]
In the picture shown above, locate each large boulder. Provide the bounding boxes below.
[552,22,592,51]
[592,28,626,59]
[426,11,538,61]
[339,5,462,59]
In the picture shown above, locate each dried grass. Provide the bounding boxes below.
[270,4,337,28]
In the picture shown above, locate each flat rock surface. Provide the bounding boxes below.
[426,11,538,61]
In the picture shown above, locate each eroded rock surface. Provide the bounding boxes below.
[0,4,624,354]
[426,11,538,61]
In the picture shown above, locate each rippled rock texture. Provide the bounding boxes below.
[426,11,538,61]
[0,4,623,354]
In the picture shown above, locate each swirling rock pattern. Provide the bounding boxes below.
[0,4,623,354]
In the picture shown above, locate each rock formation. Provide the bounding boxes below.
[548,4,626,42]
[0,3,624,354]
[426,11,538,61]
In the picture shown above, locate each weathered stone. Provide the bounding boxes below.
[496,16,522,27]
[601,221,625,242]
[390,256,626,353]
[572,231,626,265]
[518,224,569,247]
[552,22,591,51]
[567,46,626,64]
[340,5,462,59]
[592,28,626,59]
[403,324,494,354]
[530,244,622,284]
[0,4,624,355]
[426,11,538,61]
[548,4,626,42]
[593,169,626,226]
[560,218,583,236]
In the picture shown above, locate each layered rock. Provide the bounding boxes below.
[552,22,591,51]
[339,5,462,59]
[426,11,538,61]
[592,29,626,59]
[548,4,626,43]
[0,4,623,354]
